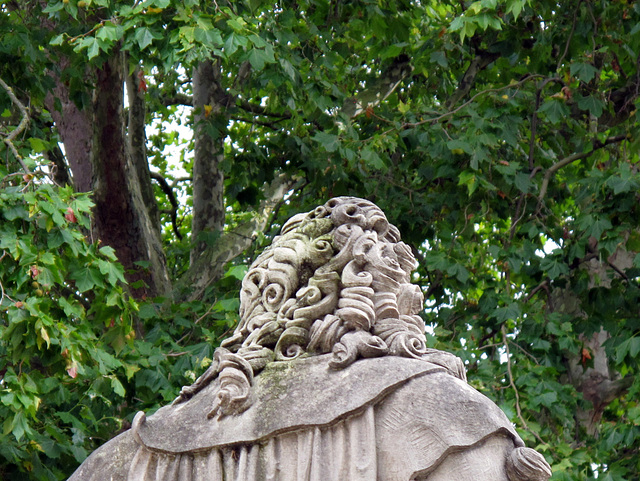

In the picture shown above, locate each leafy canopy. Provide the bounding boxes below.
[1,0,640,480]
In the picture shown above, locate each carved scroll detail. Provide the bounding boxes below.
[506,447,553,481]
[174,197,467,418]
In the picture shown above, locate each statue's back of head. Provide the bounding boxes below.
[69,197,552,481]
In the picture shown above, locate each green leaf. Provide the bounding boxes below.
[430,51,448,67]
[194,27,223,48]
[458,170,478,195]
[588,217,612,240]
[59,297,84,318]
[615,338,640,362]
[534,391,558,408]
[97,259,126,285]
[138,303,157,319]
[514,172,531,193]
[71,266,103,292]
[606,164,638,194]
[494,303,521,322]
[96,24,124,43]
[247,48,269,71]
[570,62,599,83]
[538,99,570,124]
[448,263,470,283]
[135,27,155,50]
[631,338,640,358]
[279,58,297,81]
[313,132,339,152]
[361,148,385,170]
[577,95,605,117]
[110,376,126,397]
[27,137,47,153]
[99,245,119,261]
[540,256,569,279]
[224,265,248,281]
[84,37,101,60]
[50,34,65,46]
[447,139,473,155]
[224,32,248,55]
[43,2,65,13]
[506,0,525,19]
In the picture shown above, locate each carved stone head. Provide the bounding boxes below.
[176,197,464,418]
[221,196,429,369]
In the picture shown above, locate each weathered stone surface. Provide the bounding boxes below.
[69,197,552,481]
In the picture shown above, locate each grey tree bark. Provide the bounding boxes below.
[45,63,93,193]
[177,174,295,301]
[190,59,226,267]
[90,53,171,298]
[553,244,636,437]
[125,63,161,233]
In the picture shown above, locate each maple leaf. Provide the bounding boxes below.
[30,265,40,278]
[67,363,78,379]
[65,207,77,223]
[581,347,592,366]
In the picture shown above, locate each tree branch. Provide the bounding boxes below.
[444,50,501,110]
[502,325,549,446]
[556,0,583,71]
[230,115,286,130]
[176,173,299,301]
[363,75,546,143]
[525,280,549,303]
[537,134,630,210]
[162,93,194,107]
[0,250,15,306]
[529,77,563,171]
[160,92,292,120]
[150,171,183,240]
[236,98,292,119]
[0,77,31,173]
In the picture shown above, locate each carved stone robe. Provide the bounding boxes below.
[68,355,525,481]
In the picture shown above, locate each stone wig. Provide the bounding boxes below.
[172,197,465,418]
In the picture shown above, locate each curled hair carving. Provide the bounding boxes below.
[173,197,466,417]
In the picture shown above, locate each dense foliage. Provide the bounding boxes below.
[1,0,639,479]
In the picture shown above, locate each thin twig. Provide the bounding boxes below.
[536,134,629,211]
[556,0,583,71]
[529,77,563,171]
[361,75,545,142]
[0,77,31,173]
[230,115,286,130]
[194,302,217,325]
[525,280,549,302]
[502,324,548,446]
[510,340,541,364]
[607,261,629,281]
[0,250,13,306]
[410,75,545,127]
[508,195,528,244]
[150,171,183,240]
[67,21,105,44]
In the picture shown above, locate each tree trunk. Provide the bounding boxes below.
[554,243,636,437]
[190,59,226,267]
[45,63,93,193]
[177,174,295,300]
[125,63,161,232]
[90,53,171,298]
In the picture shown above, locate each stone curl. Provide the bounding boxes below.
[174,197,465,417]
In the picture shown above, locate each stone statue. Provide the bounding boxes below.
[69,197,552,481]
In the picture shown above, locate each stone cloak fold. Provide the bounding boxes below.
[69,355,523,481]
